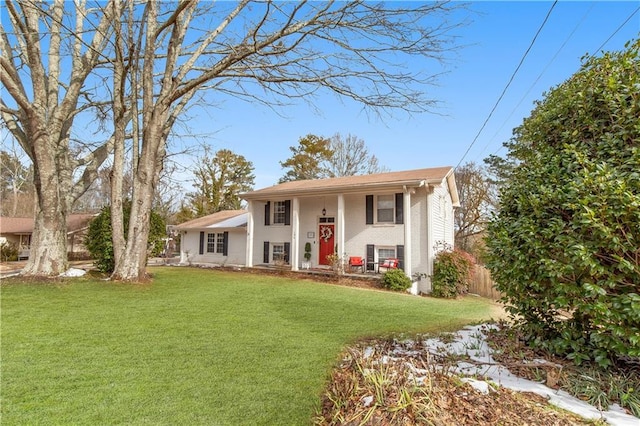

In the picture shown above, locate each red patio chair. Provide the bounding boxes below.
[348,256,365,273]
[378,258,399,273]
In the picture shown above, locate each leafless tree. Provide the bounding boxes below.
[1,0,116,275]
[454,162,495,259]
[0,140,34,216]
[324,133,388,178]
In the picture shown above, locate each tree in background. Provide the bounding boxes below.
[184,148,255,217]
[324,133,388,178]
[279,135,333,183]
[0,146,34,217]
[280,133,388,182]
[486,39,640,366]
[453,162,495,260]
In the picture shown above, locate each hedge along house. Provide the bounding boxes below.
[175,210,248,266]
[240,167,459,294]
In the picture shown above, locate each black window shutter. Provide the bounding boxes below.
[396,245,404,270]
[284,200,291,226]
[199,232,204,255]
[284,242,290,264]
[395,193,404,224]
[263,241,270,263]
[222,231,229,256]
[365,195,374,224]
[264,202,271,226]
[366,244,375,271]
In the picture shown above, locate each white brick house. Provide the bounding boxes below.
[240,167,459,294]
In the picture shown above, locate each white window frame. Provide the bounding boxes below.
[216,233,224,254]
[273,201,286,224]
[376,194,394,223]
[206,233,216,253]
[272,243,285,262]
[377,247,396,262]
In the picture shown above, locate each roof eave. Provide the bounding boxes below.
[241,178,440,200]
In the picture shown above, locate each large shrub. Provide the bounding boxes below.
[486,40,640,366]
[431,249,474,298]
[381,269,412,292]
[86,202,166,273]
[0,241,19,262]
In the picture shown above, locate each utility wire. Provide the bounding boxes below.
[455,0,558,169]
[589,5,640,58]
[487,4,640,160]
[471,2,594,164]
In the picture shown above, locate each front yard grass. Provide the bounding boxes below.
[1,267,498,425]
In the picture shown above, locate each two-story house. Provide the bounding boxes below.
[240,166,458,294]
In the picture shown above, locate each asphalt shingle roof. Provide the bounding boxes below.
[175,210,247,230]
[241,166,454,199]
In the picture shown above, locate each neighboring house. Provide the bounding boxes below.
[0,214,96,260]
[240,167,459,294]
[175,210,248,266]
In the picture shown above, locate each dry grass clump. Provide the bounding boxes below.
[316,337,601,425]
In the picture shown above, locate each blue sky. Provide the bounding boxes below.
[175,1,639,190]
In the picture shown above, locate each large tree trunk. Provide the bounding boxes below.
[22,129,70,276]
[111,122,165,282]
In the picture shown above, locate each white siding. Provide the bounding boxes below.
[181,229,246,266]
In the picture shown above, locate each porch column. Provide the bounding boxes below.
[180,231,187,263]
[424,186,434,293]
[245,200,254,267]
[403,190,412,278]
[337,194,345,258]
[291,197,300,271]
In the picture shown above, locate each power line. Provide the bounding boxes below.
[589,5,640,58]
[455,0,558,169]
[471,2,594,164]
[487,4,640,160]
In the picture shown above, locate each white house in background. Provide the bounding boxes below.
[175,210,248,266]
[240,167,459,294]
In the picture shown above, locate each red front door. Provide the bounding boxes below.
[318,224,335,265]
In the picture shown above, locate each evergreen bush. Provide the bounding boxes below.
[381,269,411,292]
[486,40,640,366]
[86,201,166,273]
[0,241,19,262]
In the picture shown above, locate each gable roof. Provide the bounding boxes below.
[175,210,247,230]
[241,166,457,201]
[0,214,96,235]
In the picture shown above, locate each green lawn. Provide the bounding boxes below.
[1,267,499,425]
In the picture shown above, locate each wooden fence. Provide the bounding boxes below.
[469,265,503,300]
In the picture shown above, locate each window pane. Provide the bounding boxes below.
[378,248,395,261]
[207,233,215,253]
[274,201,286,224]
[216,233,224,254]
[272,244,284,261]
[377,195,394,223]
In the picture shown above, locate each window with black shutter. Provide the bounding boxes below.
[395,193,404,224]
[263,241,270,263]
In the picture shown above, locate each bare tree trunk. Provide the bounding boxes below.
[22,129,70,275]
[111,123,165,281]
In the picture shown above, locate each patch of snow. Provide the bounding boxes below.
[363,347,375,359]
[59,268,86,277]
[460,377,492,394]
[361,395,374,407]
[435,324,638,426]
